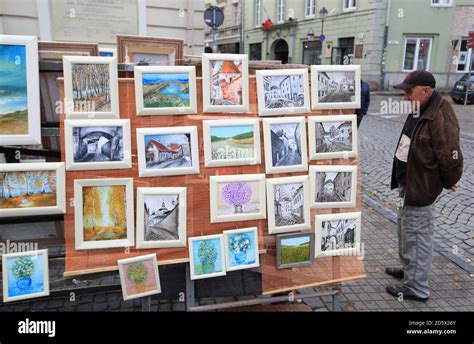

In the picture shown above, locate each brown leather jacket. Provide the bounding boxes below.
[391,92,464,206]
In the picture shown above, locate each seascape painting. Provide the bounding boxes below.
[142,73,190,108]
[71,63,111,112]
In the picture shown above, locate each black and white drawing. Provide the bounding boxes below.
[273,182,305,228]
[270,123,302,167]
[263,75,305,109]
[320,218,356,252]
[72,126,124,162]
[143,194,180,241]
[315,121,353,153]
[314,171,352,203]
[318,71,355,103]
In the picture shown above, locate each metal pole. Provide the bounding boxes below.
[464,48,472,106]
[380,0,392,91]
[212,28,218,53]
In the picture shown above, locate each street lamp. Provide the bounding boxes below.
[319,7,328,37]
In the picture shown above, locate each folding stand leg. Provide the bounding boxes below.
[332,285,341,312]
[141,296,151,312]
[185,264,195,311]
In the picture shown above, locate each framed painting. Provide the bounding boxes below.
[136,126,200,177]
[63,56,119,119]
[203,118,261,167]
[263,116,308,174]
[188,234,226,280]
[201,53,249,113]
[266,175,311,235]
[2,249,49,303]
[310,65,361,110]
[314,212,362,258]
[0,162,66,218]
[118,254,161,301]
[134,65,197,115]
[136,187,187,249]
[210,174,266,223]
[74,178,135,250]
[223,227,259,272]
[99,48,117,57]
[276,232,314,269]
[64,119,132,171]
[117,35,184,66]
[256,69,310,117]
[308,115,358,160]
[0,34,41,145]
[38,41,99,62]
[309,165,357,209]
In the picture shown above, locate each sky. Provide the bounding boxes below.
[144,194,178,211]
[211,125,253,138]
[142,73,189,84]
[270,123,299,138]
[0,44,27,88]
[281,236,310,247]
[144,134,190,147]
[320,121,347,132]
[325,72,355,85]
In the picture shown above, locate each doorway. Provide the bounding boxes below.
[272,39,289,64]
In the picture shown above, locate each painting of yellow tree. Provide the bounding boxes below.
[82,185,127,241]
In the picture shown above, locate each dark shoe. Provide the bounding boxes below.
[386,285,429,302]
[385,267,404,279]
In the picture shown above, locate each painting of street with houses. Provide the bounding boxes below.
[263,75,305,109]
[143,194,180,241]
[144,134,192,169]
[273,182,305,227]
[315,120,353,153]
[209,60,242,105]
[270,123,302,167]
[317,71,355,103]
[320,218,356,252]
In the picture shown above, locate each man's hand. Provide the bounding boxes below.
[450,184,458,192]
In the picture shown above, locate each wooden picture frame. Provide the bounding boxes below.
[276,232,314,269]
[118,254,161,301]
[117,34,184,66]
[188,234,226,280]
[38,41,99,61]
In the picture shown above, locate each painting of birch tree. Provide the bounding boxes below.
[71,63,111,112]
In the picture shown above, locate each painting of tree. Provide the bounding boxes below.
[71,63,111,112]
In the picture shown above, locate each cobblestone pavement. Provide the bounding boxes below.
[359,97,474,266]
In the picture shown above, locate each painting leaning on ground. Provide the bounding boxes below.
[82,185,127,241]
[0,171,57,209]
[71,63,111,112]
[0,44,28,135]
[142,73,190,108]
[211,125,254,161]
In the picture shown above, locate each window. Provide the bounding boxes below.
[305,0,316,17]
[402,37,432,71]
[343,0,356,11]
[277,0,285,23]
[431,0,453,7]
[255,0,261,27]
[456,38,473,72]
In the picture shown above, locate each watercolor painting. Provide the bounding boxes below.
[190,236,225,279]
[0,44,28,135]
[318,71,356,103]
[144,134,192,169]
[224,228,259,271]
[142,73,190,108]
[320,218,356,252]
[262,75,305,109]
[71,63,111,112]
[210,60,242,106]
[143,194,180,241]
[277,233,314,269]
[72,126,124,163]
[217,180,261,216]
[82,185,128,241]
[273,182,305,228]
[210,125,254,161]
[3,250,49,302]
[0,171,57,209]
[269,123,302,167]
[123,259,158,296]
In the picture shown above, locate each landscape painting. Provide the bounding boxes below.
[144,134,192,169]
[277,233,314,269]
[217,180,261,217]
[142,73,190,108]
[143,194,180,242]
[0,171,56,209]
[0,44,28,135]
[71,63,111,112]
[121,258,160,299]
[3,250,49,302]
[82,185,128,242]
[318,71,356,103]
[189,235,226,280]
[210,125,254,161]
[72,126,124,163]
[209,60,242,106]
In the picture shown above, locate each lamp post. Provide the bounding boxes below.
[319,6,328,39]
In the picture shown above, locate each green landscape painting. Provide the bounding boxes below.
[142,73,190,108]
[210,125,255,161]
[280,235,312,265]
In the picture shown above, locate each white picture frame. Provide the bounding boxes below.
[136,187,187,249]
[308,115,358,160]
[64,119,132,171]
[266,175,311,234]
[0,162,66,218]
[117,254,161,301]
[256,69,311,117]
[0,35,41,145]
[2,249,50,303]
[223,227,260,272]
[210,174,266,223]
[263,116,308,174]
[136,126,200,177]
[134,65,197,116]
[314,212,362,258]
[203,118,261,167]
[74,178,135,250]
[63,56,119,119]
[201,53,249,113]
[310,65,361,110]
[309,165,357,209]
[188,234,226,280]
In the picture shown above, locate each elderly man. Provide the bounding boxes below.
[385,70,463,302]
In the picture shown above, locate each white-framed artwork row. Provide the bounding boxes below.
[0,35,41,145]
[134,65,197,116]
[117,254,161,301]
[266,175,311,235]
[0,162,66,218]
[188,234,227,280]
[310,65,361,110]
[201,53,249,113]
[314,212,362,258]
[308,115,358,160]
[136,126,200,177]
[209,174,266,223]
[63,56,119,119]
[263,116,308,174]
[136,187,187,249]
[74,178,135,250]
[2,249,50,303]
[223,227,260,272]
[309,165,358,209]
[256,69,311,116]
[64,119,132,171]
[203,118,261,167]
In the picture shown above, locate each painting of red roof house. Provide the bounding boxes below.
[209,60,243,106]
[144,134,192,169]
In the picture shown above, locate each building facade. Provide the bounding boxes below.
[204,0,243,53]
